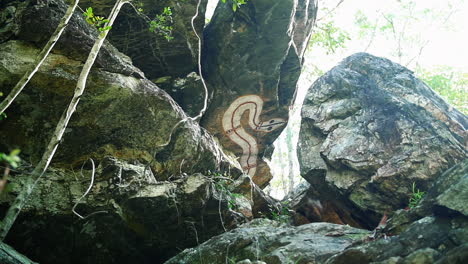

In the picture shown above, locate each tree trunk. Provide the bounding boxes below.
[0,0,80,115]
[0,0,129,241]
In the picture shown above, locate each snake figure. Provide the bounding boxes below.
[222,95,286,176]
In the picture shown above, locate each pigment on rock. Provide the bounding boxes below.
[201,0,318,187]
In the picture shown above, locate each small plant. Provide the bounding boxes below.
[0,149,21,169]
[222,0,249,12]
[269,200,291,224]
[0,149,21,193]
[227,256,238,264]
[83,7,112,33]
[149,7,174,41]
[213,177,242,211]
[408,182,425,209]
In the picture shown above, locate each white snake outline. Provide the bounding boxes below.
[222,95,286,176]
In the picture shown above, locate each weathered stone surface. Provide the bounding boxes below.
[3,158,250,263]
[287,181,366,228]
[1,0,208,114]
[297,53,467,227]
[326,216,468,264]
[0,37,235,181]
[156,71,206,117]
[165,219,369,264]
[80,0,207,80]
[0,1,258,262]
[0,0,144,77]
[385,160,468,235]
[201,0,317,187]
[326,160,468,264]
[435,172,468,216]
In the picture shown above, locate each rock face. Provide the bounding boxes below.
[297,53,467,227]
[201,0,317,187]
[327,160,468,264]
[0,0,235,181]
[165,219,369,264]
[4,159,250,263]
[105,0,210,116]
[0,0,254,262]
[80,0,207,80]
[166,160,468,264]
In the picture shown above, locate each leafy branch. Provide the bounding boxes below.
[221,0,249,12]
[83,7,112,33]
[149,7,174,41]
[0,149,21,193]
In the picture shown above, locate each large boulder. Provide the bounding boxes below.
[1,0,144,77]
[99,0,210,116]
[327,215,468,264]
[0,0,236,180]
[3,159,250,263]
[385,159,468,235]
[165,219,369,264]
[327,161,468,264]
[80,0,207,80]
[297,53,467,227]
[0,0,255,262]
[201,0,318,187]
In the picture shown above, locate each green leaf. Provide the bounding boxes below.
[10,149,20,156]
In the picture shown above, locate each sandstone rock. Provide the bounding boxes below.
[201,0,317,187]
[81,0,207,80]
[3,158,250,263]
[327,161,468,264]
[326,216,468,264]
[287,181,366,228]
[385,160,468,235]
[0,39,235,180]
[0,0,246,179]
[156,72,206,117]
[78,0,209,117]
[297,53,467,227]
[1,0,144,78]
[165,219,369,264]
[0,1,255,262]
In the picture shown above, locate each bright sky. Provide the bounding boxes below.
[313,0,468,71]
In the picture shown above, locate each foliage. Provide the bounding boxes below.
[416,66,468,114]
[269,200,291,224]
[0,112,7,121]
[83,7,112,33]
[351,0,464,67]
[212,174,242,211]
[221,0,249,12]
[309,20,350,54]
[149,7,174,41]
[0,149,21,169]
[227,256,238,264]
[408,182,425,209]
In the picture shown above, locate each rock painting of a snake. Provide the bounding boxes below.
[222,95,286,177]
